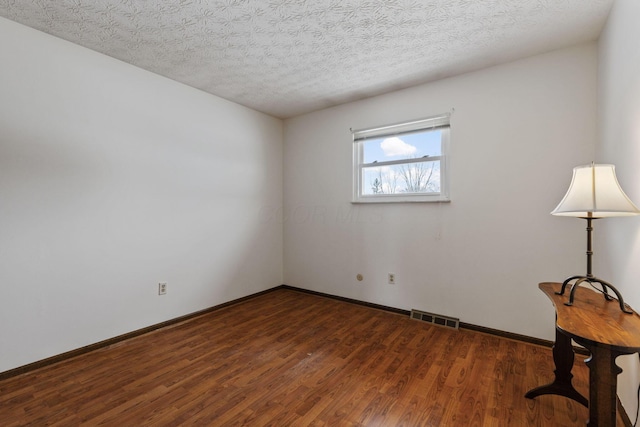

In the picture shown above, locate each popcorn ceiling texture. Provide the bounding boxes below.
[0,0,613,118]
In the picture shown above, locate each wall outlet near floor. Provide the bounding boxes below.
[158,282,167,295]
[388,273,395,285]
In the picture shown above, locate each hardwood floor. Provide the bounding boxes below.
[0,288,619,426]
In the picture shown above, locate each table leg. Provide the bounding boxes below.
[525,327,588,407]
[582,345,622,427]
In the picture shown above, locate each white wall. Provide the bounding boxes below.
[284,43,597,340]
[0,17,283,373]
[597,0,640,417]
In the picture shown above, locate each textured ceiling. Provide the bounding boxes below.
[0,0,614,118]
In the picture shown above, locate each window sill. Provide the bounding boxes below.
[351,195,451,204]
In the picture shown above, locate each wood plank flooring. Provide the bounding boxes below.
[0,288,619,426]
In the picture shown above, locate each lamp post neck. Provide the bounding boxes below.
[585,216,595,278]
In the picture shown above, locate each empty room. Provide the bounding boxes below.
[2,0,640,426]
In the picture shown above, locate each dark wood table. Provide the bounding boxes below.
[526,282,640,426]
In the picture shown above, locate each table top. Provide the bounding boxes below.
[540,282,640,351]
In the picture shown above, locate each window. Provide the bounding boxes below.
[352,114,450,203]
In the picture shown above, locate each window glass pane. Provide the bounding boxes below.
[363,129,442,164]
[362,160,441,195]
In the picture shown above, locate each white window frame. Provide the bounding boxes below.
[352,114,451,203]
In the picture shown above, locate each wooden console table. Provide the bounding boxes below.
[525,282,640,427]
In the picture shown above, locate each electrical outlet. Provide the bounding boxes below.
[388,273,395,285]
[158,282,167,295]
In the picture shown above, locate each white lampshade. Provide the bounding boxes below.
[551,163,640,218]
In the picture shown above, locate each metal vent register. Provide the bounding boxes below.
[410,309,459,329]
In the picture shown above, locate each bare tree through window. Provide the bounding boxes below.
[399,159,437,193]
[369,159,438,194]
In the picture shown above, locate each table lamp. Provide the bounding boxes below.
[551,163,640,313]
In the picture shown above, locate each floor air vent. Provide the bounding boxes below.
[410,309,459,329]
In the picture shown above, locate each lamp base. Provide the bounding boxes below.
[556,275,633,314]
